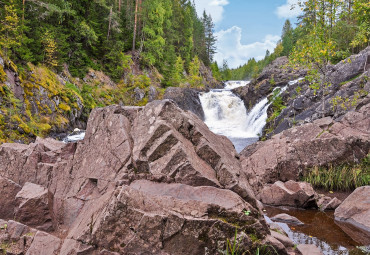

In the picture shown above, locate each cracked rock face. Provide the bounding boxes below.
[0,100,286,255]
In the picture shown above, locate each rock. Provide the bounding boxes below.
[7,221,33,241]
[269,222,287,236]
[148,86,158,102]
[0,177,22,219]
[15,183,54,231]
[233,57,305,110]
[25,231,61,255]
[68,180,268,254]
[240,103,370,192]
[133,87,145,101]
[271,214,304,226]
[59,239,96,255]
[262,47,370,138]
[259,181,317,208]
[334,186,370,245]
[271,230,294,248]
[164,87,205,120]
[0,101,273,254]
[327,46,370,86]
[263,235,288,255]
[297,244,323,255]
[317,195,342,211]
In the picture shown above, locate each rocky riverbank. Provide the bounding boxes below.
[0,100,302,255]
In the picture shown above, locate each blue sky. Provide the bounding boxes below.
[193,0,303,68]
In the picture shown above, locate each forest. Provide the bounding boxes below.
[0,0,217,86]
[228,0,370,80]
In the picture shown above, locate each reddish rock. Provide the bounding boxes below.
[15,183,54,231]
[25,231,61,255]
[317,195,342,211]
[334,186,370,245]
[0,177,21,219]
[59,239,96,255]
[271,214,304,226]
[263,235,288,255]
[0,101,279,254]
[259,181,317,208]
[271,230,294,248]
[240,103,370,192]
[68,180,267,255]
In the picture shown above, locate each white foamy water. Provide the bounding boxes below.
[63,131,85,143]
[200,79,303,152]
[224,80,250,90]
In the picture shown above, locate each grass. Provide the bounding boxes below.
[303,154,370,191]
[220,229,279,255]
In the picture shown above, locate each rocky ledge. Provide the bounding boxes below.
[240,101,369,193]
[0,100,301,255]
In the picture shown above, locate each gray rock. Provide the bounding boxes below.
[271,214,304,226]
[134,87,145,101]
[164,87,205,120]
[334,186,370,245]
[259,181,317,208]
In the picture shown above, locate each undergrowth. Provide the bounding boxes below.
[220,229,278,255]
[303,154,370,191]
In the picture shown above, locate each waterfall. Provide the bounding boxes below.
[199,78,303,152]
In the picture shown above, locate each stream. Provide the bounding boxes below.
[264,207,364,255]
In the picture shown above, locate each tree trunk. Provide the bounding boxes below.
[133,0,139,51]
[107,7,113,40]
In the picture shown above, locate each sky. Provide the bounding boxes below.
[193,0,303,68]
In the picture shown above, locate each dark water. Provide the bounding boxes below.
[264,207,367,255]
[228,137,258,153]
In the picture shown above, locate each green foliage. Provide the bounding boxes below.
[303,154,370,191]
[266,89,286,124]
[0,0,215,84]
[351,0,370,49]
[221,230,240,255]
[0,0,21,59]
[188,56,203,88]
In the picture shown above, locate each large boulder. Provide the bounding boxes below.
[0,100,280,254]
[67,180,267,254]
[334,186,370,245]
[15,182,55,231]
[164,87,205,120]
[240,103,370,193]
[259,181,317,208]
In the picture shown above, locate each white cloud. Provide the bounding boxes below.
[214,26,280,68]
[276,0,303,19]
[193,0,229,23]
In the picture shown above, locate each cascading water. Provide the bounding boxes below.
[199,79,303,152]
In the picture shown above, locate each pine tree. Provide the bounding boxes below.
[202,11,216,66]
[281,20,294,56]
[0,0,21,59]
[42,30,58,67]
